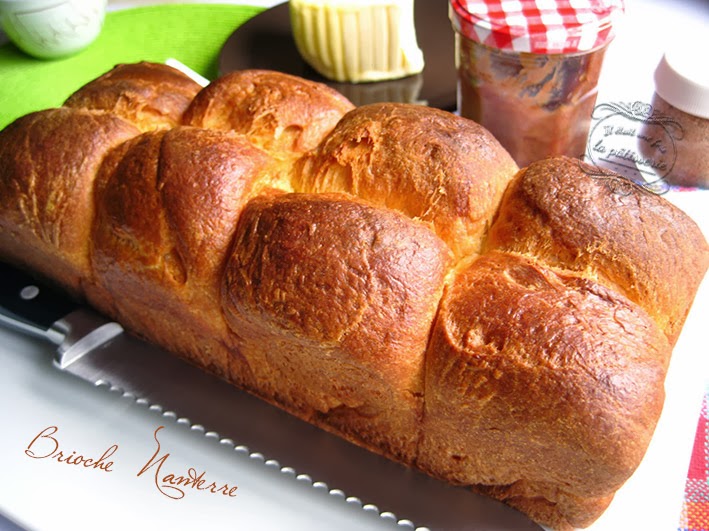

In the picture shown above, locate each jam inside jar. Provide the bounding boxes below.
[450,0,624,167]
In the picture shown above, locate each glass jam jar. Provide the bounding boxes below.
[449,0,624,167]
[646,40,709,188]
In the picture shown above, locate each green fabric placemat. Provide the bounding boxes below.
[0,3,264,130]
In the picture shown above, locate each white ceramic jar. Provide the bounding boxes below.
[0,0,106,59]
[648,38,709,188]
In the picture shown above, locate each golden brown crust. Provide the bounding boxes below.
[419,251,671,529]
[88,126,273,382]
[485,156,709,345]
[0,108,140,296]
[64,62,202,132]
[222,192,453,461]
[293,102,519,259]
[183,69,354,157]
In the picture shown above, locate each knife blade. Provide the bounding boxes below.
[0,261,542,531]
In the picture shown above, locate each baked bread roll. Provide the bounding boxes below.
[182,69,355,193]
[0,62,707,531]
[294,102,519,259]
[485,157,708,345]
[64,61,202,131]
[183,69,355,157]
[0,107,140,296]
[419,250,671,529]
[222,192,452,462]
[87,126,275,382]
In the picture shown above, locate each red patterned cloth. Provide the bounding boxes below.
[679,388,709,530]
[449,0,624,54]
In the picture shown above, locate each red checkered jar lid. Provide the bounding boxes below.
[450,0,625,54]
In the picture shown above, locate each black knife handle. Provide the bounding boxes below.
[0,260,79,338]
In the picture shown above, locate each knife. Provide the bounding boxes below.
[0,260,542,531]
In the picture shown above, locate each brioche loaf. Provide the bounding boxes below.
[0,61,707,531]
